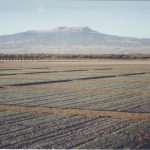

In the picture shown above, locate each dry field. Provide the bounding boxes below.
[0,60,150,149]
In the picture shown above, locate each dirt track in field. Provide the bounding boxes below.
[0,104,150,120]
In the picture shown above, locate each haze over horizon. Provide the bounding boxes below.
[0,0,150,38]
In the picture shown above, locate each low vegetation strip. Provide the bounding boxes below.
[0,69,21,71]
[0,104,150,120]
[22,69,88,75]
[8,72,149,87]
[10,79,72,86]
[0,73,17,76]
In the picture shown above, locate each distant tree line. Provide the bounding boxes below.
[0,53,150,62]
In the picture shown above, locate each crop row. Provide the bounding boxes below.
[0,110,137,149]
[76,120,150,149]
[0,86,149,113]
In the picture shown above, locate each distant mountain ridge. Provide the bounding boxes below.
[0,26,150,54]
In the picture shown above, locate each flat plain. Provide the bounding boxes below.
[0,60,150,149]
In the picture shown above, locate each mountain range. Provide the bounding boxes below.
[0,26,150,54]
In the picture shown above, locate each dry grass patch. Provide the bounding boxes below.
[0,104,150,120]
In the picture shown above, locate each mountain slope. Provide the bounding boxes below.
[0,26,150,54]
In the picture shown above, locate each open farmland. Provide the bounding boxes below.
[0,60,150,149]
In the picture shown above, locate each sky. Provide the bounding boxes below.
[0,0,150,38]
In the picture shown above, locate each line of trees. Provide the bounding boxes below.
[0,53,150,62]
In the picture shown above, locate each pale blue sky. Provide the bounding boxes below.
[0,0,150,38]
